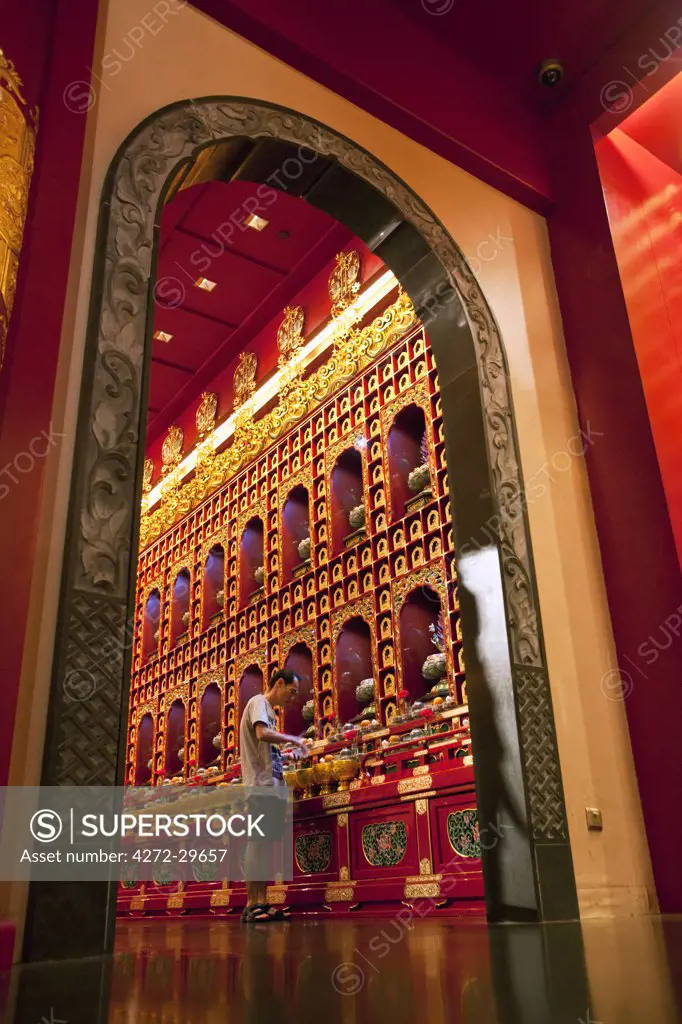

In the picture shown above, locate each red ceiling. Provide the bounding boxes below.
[188,0,680,211]
[619,71,682,175]
[389,0,656,100]
[147,180,384,467]
[148,179,354,441]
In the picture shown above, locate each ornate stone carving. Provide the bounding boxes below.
[51,593,128,785]
[514,666,567,840]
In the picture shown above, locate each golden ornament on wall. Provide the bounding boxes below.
[277,305,305,365]
[329,250,361,317]
[233,351,257,409]
[196,391,218,438]
[142,459,154,493]
[161,424,184,472]
[0,48,38,372]
[139,291,417,549]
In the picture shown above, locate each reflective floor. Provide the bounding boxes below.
[2,916,681,1024]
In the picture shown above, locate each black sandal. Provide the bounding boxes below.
[241,902,271,923]
[265,905,290,920]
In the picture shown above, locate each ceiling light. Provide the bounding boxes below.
[153,330,173,343]
[245,213,269,232]
[194,277,217,292]
[145,269,397,512]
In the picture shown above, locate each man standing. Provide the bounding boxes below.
[239,668,307,922]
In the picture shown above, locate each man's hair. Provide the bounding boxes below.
[268,668,298,689]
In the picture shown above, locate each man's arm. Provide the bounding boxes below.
[254,722,307,753]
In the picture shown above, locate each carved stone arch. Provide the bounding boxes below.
[30,97,577,959]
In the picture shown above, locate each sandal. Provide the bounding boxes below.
[241,902,271,923]
[265,905,290,920]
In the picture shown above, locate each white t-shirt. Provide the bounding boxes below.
[239,694,284,787]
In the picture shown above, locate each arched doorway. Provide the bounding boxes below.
[29,98,576,959]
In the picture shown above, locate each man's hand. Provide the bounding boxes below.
[289,738,309,756]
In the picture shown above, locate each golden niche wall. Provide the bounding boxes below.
[127,293,467,784]
[0,49,38,369]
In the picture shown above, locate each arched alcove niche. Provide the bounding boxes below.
[164,700,186,778]
[199,683,222,768]
[203,544,225,627]
[134,713,154,785]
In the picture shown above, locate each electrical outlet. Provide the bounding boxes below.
[585,807,603,831]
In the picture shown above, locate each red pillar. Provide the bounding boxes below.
[0,0,99,786]
[547,107,682,912]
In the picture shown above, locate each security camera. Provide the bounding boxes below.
[537,59,564,87]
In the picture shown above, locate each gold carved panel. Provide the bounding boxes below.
[0,50,37,370]
[197,668,225,700]
[139,292,416,549]
[196,391,218,438]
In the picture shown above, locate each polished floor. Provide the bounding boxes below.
[2,916,681,1023]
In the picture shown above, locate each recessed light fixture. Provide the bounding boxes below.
[245,213,269,232]
[194,277,217,292]
[153,330,173,343]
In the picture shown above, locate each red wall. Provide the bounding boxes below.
[595,131,682,565]
[547,103,682,911]
[190,0,552,211]
[0,0,99,787]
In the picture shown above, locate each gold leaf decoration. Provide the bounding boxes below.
[329,250,361,317]
[0,48,38,372]
[196,392,218,438]
[161,425,184,473]
[140,292,416,549]
[142,459,154,493]
[277,305,305,365]
[233,351,258,410]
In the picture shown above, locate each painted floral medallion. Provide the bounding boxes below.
[361,821,408,867]
[447,808,480,858]
[295,831,332,874]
